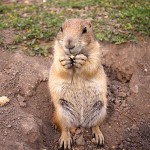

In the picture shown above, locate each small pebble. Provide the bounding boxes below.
[144,68,148,72]
[7,124,12,128]
[130,85,138,94]
[112,145,115,149]
[76,134,85,146]
[0,96,10,106]
[19,101,27,108]
[118,143,124,149]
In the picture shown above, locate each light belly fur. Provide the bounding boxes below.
[58,79,106,127]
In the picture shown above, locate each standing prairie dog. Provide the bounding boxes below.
[48,18,107,149]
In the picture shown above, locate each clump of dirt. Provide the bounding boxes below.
[0,39,150,150]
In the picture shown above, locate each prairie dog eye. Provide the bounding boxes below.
[82,27,87,34]
[60,27,63,32]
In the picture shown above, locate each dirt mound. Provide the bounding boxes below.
[0,50,57,150]
[101,40,150,82]
[0,39,150,150]
[101,39,150,150]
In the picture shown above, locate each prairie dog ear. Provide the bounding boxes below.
[85,19,92,28]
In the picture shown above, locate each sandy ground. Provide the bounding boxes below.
[0,36,150,150]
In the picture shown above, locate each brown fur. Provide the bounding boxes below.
[48,18,107,149]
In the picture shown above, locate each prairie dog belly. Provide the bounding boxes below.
[58,80,106,128]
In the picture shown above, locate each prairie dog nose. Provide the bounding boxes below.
[65,39,75,50]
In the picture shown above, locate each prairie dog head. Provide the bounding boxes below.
[56,18,95,55]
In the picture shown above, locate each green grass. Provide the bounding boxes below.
[49,0,97,8]
[0,0,149,56]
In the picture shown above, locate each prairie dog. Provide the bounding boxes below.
[48,18,107,149]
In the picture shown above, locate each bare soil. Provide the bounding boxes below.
[0,38,150,150]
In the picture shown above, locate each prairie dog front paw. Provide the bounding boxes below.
[59,56,72,69]
[74,54,87,68]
